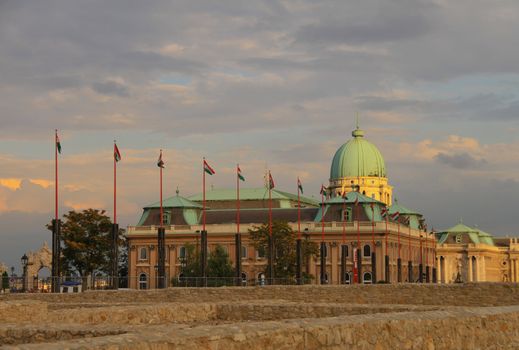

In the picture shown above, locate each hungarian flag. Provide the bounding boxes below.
[56,132,62,154]
[268,172,275,189]
[320,184,327,196]
[204,160,215,175]
[381,207,389,218]
[391,211,400,221]
[237,166,245,181]
[114,143,121,162]
[157,150,164,168]
[297,178,303,194]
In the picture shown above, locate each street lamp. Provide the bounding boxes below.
[21,254,28,292]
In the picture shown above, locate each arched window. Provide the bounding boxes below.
[362,190,366,195]
[241,245,247,259]
[344,272,351,284]
[139,273,148,290]
[363,244,371,257]
[363,272,372,284]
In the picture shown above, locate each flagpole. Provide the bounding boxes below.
[268,171,273,284]
[114,141,117,224]
[160,150,163,227]
[385,211,389,283]
[356,195,360,284]
[321,186,324,242]
[268,171,272,236]
[320,185,326,284]
[203,158,206,232]
[55,129,58,222]
[342,195,346,244]
[297,178,301,240]
[237,164,240,235]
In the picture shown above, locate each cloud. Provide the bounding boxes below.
[0,178,22,191]
[92,79,130,97]
[435,152,487,169]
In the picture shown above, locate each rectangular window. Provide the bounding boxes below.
[256,247,266,259]
[342,208,352,222]
[241,245,247,259]
[139,247,148,261]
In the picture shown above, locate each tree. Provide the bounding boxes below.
[1,272,8,292]
[47,209,125,282]
[118,240,128,288]
[249,221,318,280]
[175,243,234,286]
[207,245,234,279]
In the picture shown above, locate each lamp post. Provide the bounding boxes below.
[21,254,28,292]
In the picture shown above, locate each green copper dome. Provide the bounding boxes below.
[330,127,386,179]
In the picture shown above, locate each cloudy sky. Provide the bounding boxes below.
[1,0,519,271]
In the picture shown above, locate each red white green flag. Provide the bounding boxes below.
[268,172,275,189]
[114,143,121,162]
[381,207,389,218]
[204,160,215,175]
[297,178,303,194]
[157,150,164,168]
[237,166,245,181]
[391,211,400,221]
[56,132,62,154]
[320,184,327,196]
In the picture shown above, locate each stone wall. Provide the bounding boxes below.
[3,284,519,349]
[3,283,519,306]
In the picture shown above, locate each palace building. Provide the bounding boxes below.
[126,125,519,288]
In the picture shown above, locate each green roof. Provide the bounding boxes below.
[330,127,386,179]
[442,222,479,234]
[388,199,421,216]
[438,222,495,246]
[187,188,319,206]
[145,195,202,209]
[325,191,382,204]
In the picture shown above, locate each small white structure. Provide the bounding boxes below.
[60,281,82,293]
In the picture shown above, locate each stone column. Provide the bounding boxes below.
[514,259,519,282]
[480,256,486,281]
[444,257,449,283]
[436,257,441,284]
[468,256,473,282]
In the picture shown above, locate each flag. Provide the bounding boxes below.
[391,211,400,221]
[56,133,62,154]
[403,216,410,226]
[157,151,164,168]
[204,160,215,175]
[237,166,245,181]
[297,178,303,194]
[353,195,359,206]
[381,207,389,218]
[114,143,121,162]
[320,184,327,196]
[268,172,275,189]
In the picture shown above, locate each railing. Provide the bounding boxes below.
[128,221,431,239]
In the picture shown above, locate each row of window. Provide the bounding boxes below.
[137,271,374,289]
[137,244,375,261]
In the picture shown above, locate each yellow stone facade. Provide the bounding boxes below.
[436,238,519,283]
[328,176,393,206]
